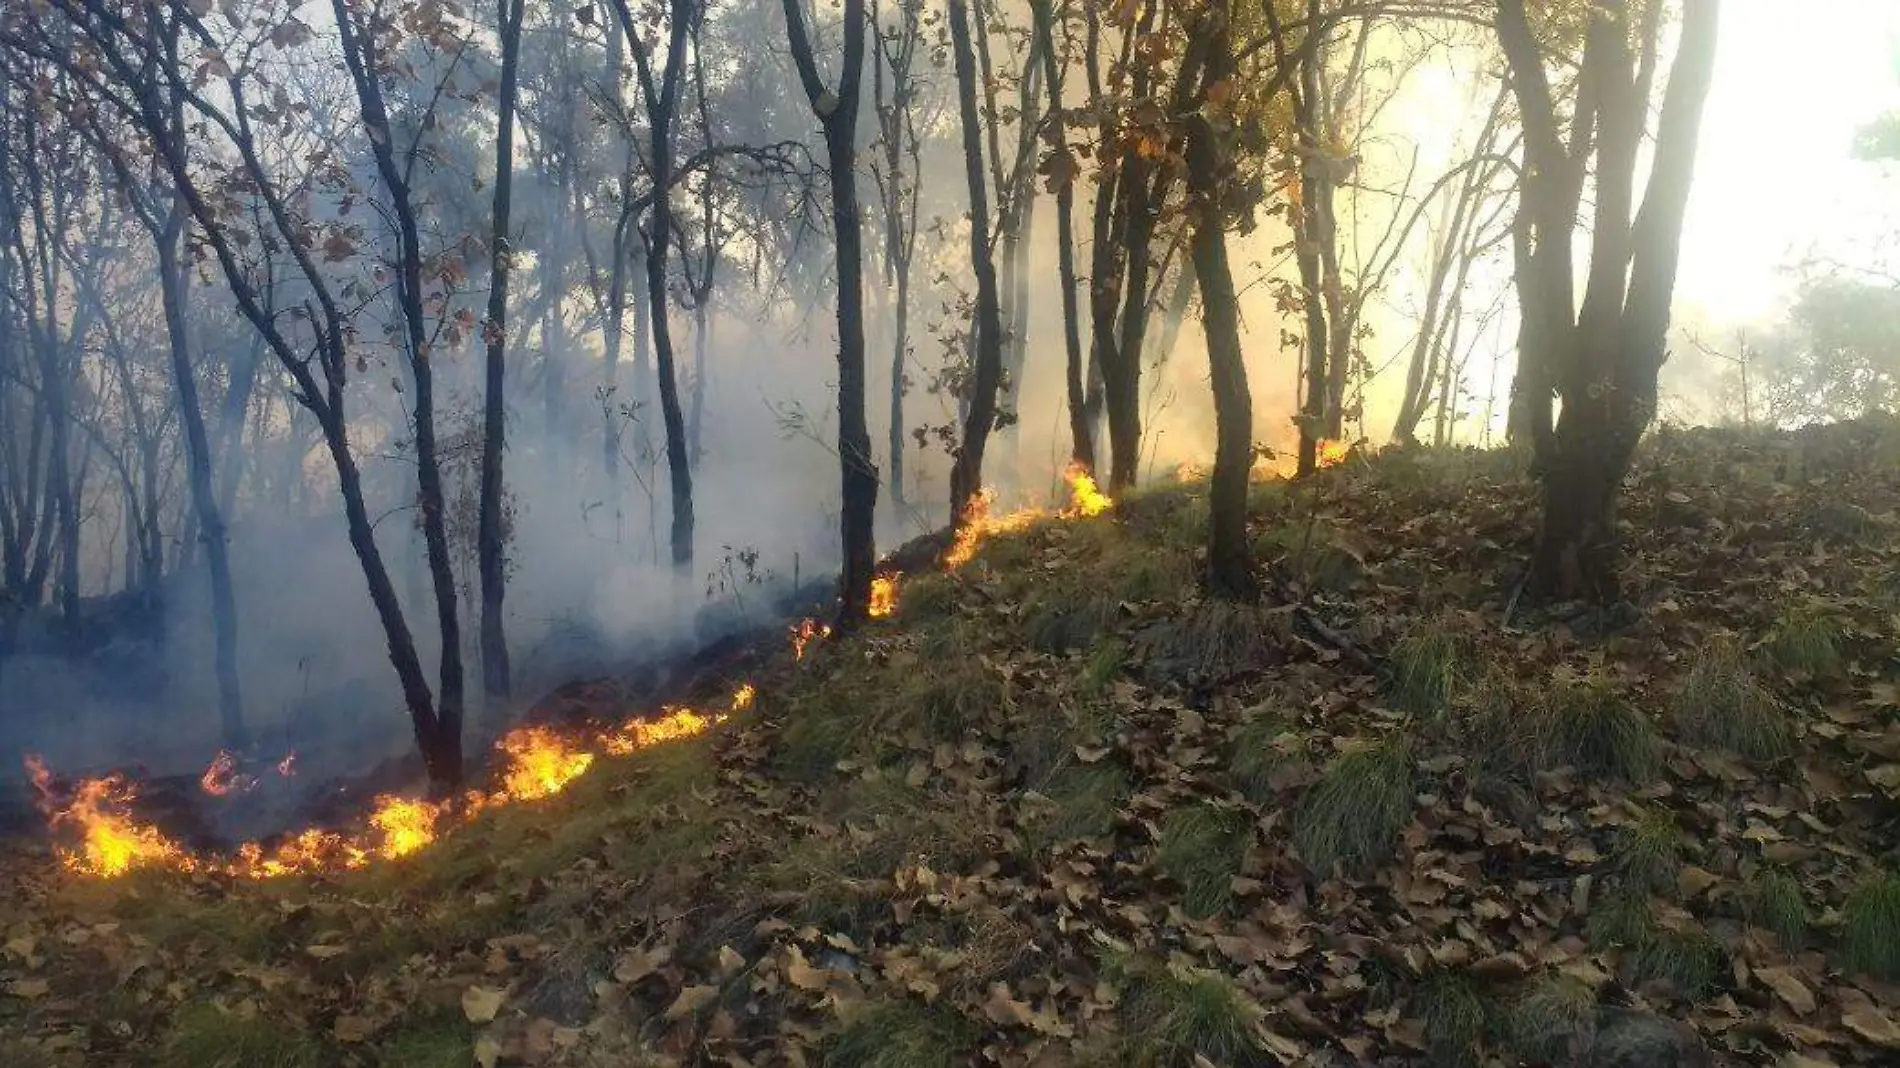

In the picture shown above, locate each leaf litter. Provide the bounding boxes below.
[5,420,1900,1065]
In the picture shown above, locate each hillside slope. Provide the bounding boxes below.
[6,422,1900,1067]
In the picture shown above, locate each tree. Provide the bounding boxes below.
[478,0,527,703]
[780,0,877,626]
[945,0,1007,520]
[1497,0,1722,600]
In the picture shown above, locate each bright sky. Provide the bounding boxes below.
[1676,0,1900,324]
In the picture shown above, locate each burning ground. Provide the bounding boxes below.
[6,427,1900,1066]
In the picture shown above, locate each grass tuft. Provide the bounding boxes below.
[1503,975,1597,1065]
[1587,892,1655,951]
[824,1000,974,1068]
[1257,521,1365,595]
[1614,807,1683,896]
[376,1011,472,1068]
[1745,868,1808,948]
[1390,628,1466,719]
[1671,637,1793,760]
[1414,969,1489,1068]
[895,573,958,621]
[1767,608,1845,679]
[1628,926,1725,999]
[1841,871,1900,979]
[1112,954,1266,1067]
[1154,803,1250,919]
[160,1005,321,1068]
[1292,736,1415,877]
[1021,765,1128,855]
[1515,676,1659,781]
[1079,640,1127,695]
[1228,710,1302,804]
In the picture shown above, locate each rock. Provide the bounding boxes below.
[1587,1007,1711,1068]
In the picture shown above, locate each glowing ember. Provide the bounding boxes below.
[731,683,757,712]
[496,726,596,801]
[199,750,258,797]
[276,752,298,777]
[369,796,440,859]
[603,706,721,755]
[1063,462,1111,517]
[790,617,830,659]
[869,572,900,617]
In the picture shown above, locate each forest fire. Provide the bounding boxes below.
[497,727,595,801]
[198,750,258,797]
[1064,462,1111,516]
[789,617,830,659]
[869,572,900,617]
[1317,439,1352,468]
[23,682,742,881]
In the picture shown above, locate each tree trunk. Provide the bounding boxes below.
[1186,23,1254,598]
[946,0,1007,521]
[478,0,524,704]
[689,298,708,468]
[1103,161,1154,493]
[1032,0,1090,473]
[157,204,246,749]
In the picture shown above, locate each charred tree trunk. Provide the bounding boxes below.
[781,0,874,625]
[946,0,1007,521]
[1185,1,1253,598]
[478,0,525,703]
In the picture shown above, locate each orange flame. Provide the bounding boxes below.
[731,683,757,712]
[790,618,830,659]
[603,706,721,756]
[1317,439,1351,468]
[1063,462,1112,517]
[869,573,900,618]
[496,726,596,802]
[27,756,192,877]
[199,751,258,797]
[368,796,440,859]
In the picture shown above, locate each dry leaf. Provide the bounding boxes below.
[664,984,719,1020]
[1753,966,1816,1015]
[332,1015,375,1043]
[462,985,506,1024]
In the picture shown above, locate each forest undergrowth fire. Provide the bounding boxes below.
[23,687,751,881]
[23,466,1115,884]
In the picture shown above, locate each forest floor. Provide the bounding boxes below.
[6,421,1900,1067]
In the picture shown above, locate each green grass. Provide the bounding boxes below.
[774,646,1008,779]
[1671,638,1793,760]
[1154,803,1250,919]
[1746,868,1808,948]
[1022,765,1128,853]
[1293,736,1415,877]
[160,1005,323,1068]
[1022,592,1118,652]
[1502,975,1596,1065]
[1614,807,1683,896]
[1587,892,1655,950]
[1389,628,1466,719]
[1516,676,1660,781]
[1228,710,1301,804]
[824,1000,974,1068]
[1413,970,1489,1068]
[895,573,958,621]
[1079,639,1128,695]
[1628,926,1725,999]
[376,1011,472,1068]
[1841,871,1900,979]
[1767,608,1845,679]
[1111,954,1266,1067]
[1256,521,1364,595]
[1141,600,1282,682]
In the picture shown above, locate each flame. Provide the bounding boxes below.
[603,706,721,756]
[27,756,192,877]
[496,726,596,801]
[199,751,258,797]
[790,618,830,659]
[869,573,900,618]
[1317,439,1352,468]
[1063,462,1112,517]
[731,683,757,712]
[368,796,440,859]
[276,752,298,777]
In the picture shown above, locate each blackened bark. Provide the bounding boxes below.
[781,0,874,626]
[946,0,1007,521]
[479,0,525,703]
[1185,3,1254,598]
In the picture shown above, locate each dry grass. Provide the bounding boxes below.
[1513,676,1659,781]
[1671,637,1792,760]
